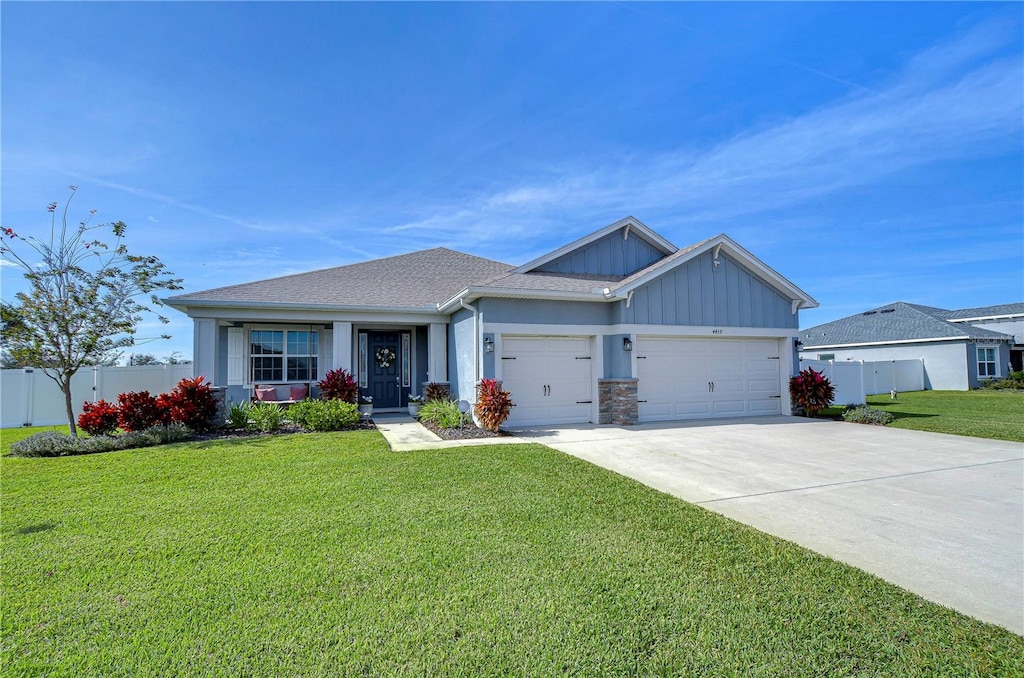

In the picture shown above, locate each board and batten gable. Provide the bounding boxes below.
[534,227,666,276]
[618,250,798,329]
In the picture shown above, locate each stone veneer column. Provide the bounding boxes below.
[597,378,638,425]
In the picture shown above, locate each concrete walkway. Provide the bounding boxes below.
[512,416,1024,634]
[373,414,530,452]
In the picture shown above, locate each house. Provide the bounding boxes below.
[165,217,817,427]
[798,302,1024,391]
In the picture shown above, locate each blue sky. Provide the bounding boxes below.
[2,2,1021,361]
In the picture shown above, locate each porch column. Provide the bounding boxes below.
[193,318,218,383]
[428,322,447,383]
[332,321,352,372]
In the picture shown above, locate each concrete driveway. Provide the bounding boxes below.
[512,416,1024,634]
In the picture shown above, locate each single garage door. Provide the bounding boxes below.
[500,336,593,426]
[636,337,782,422]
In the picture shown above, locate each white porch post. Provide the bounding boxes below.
[332,321,352,372]
[780,336,794,416]
[428,322,447,383]
[193,318,218,383]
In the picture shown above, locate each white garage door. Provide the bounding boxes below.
[500,336,593,427]
[636,337,782,422]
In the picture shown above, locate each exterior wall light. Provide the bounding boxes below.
[623,337,633,352]
[484,337,495,353]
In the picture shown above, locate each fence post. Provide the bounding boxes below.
[93,366,100,404]
[22,368,35,426]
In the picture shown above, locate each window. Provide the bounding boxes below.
[977,346,998,379]
[250,329,319,383]
[817,353,835,361]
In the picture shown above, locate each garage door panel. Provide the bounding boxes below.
[637,337,783,423]
[502,336,592,427]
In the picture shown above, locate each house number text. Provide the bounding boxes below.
[711,329,723,334]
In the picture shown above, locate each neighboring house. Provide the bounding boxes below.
[165,217,817,427]
[798,302,1024,391]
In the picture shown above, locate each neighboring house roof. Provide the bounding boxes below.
[166,248,513,311]
[800,302,1016,349]
[939,303,1024,322]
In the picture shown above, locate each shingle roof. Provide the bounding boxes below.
[939,303,1024,321]
[480,271,624,293]
[800,302,1015,348]
[166,248,513,309]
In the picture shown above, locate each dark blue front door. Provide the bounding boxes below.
[368,331,400,408]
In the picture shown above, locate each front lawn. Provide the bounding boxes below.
[3,432,1021,675]
[865,389,1024,442]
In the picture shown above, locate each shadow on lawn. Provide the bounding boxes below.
[13,522,57,535]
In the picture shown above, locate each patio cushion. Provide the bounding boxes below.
[290,384,309,401]
[256,387,278,402]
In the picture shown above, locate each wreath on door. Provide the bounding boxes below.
[375,346,396,369]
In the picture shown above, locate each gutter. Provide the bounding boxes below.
[162,298,439,314]
[437,287,608,314]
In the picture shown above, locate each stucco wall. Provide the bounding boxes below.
[448,307,476,401]
[536,228,664,276]
[603,334,632,378]
[969,319,1023,344]
[618,251,797,329]
[801,341,969,391]
[965,342,1011,388]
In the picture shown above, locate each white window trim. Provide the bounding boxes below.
[247,324,322,386]
[976,344,999,379]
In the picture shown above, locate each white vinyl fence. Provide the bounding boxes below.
[798,358,925,406]
[1,365,193,428]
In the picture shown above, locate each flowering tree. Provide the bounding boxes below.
[0,187,183,436]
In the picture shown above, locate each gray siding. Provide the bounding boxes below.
[479,298,614,326]
[536,228,665,276]
[603,334,632,378]
[619,251,797,329]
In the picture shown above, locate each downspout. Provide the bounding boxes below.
[460,298,480,392]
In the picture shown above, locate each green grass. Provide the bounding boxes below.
[3,433,1022,676]
[1,424,69,455]
[863,389,1024,442]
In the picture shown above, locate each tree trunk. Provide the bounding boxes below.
[62,379,78,438]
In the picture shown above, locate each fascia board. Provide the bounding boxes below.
[800,336,973,350]
[437,287,608,313]
[948,313,1024,323]
[608,235,819,309]
[510,216,677,274]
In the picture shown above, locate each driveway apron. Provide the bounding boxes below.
[512,416,1024,634]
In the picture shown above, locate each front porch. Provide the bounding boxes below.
[190,317,449,411]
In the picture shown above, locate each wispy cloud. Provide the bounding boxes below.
[347,18,1021,252]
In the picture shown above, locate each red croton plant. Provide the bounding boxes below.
[474,379,514,432]
[789,367,835,417]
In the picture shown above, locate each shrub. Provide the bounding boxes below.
[424,382,451,403]
[117,391,168,431]
[247,401,284,432]
[9,431,81,457]
[418,399,470,429]
[77,435,119,454]
[789,368,835,417]
[226,401,252,429]
[288,399,361,431]
[318,368,359,403]
[475,379,514,432]
[163,376,219,431]
[843,405,895,426]
[77,399,120,436]
[984,370,1024,390]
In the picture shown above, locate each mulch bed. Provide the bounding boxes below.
[416,419,512,440]
[190,419,377,442]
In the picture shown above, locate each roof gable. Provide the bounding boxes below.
[513,216,676,275]
[607,234,818,311]
[800,301,1014,348]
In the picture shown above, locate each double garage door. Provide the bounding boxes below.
[498,335,783,427]
[636,337,782,422]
